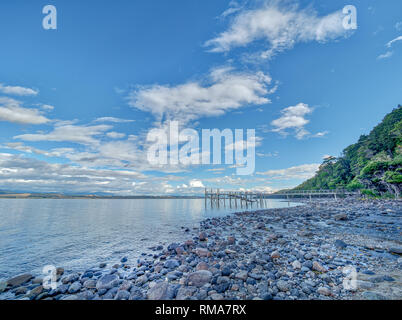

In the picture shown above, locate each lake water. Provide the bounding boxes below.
[0,198,300,280]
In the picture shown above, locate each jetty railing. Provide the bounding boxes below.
[204,188,359,208]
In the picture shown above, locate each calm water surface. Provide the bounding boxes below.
[0,198,300,280]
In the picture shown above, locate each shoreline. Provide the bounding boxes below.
[1,198,401,300]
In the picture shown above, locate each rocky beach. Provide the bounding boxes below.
[1,198,401,301]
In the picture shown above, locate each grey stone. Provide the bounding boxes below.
[96,274,119,291]
[6,274,33,288]
[68,281,82,294]
[115,290,130,300]
[187,270,212,287]
[276,280,290,292]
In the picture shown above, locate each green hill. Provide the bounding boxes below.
[294,105,402,198]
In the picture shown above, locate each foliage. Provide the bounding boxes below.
[294,105,402,197]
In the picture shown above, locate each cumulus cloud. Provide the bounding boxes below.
[0,97,49,124]
[257,163,320,180]
[205,1,351,59]
[189,179,205,188]
[271,103,312,139]
[128,66,273,124]
[0,84,38,96]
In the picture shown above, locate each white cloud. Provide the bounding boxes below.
[396,22,402,32]
[206,2,351,59]
[128,66,273,124]
[257,163,320,180]
[189,179,205,188]
[271,103,312,139]
[106,131,126,139]
[226,136,262,151]
[377,51,394,60]
[0,84,38,96]
[312,131,329,138]
[0,152,149,194]
[14,123,112,145]
[94,117,135,123]
[386,36,402,48]
[0,97,49,124]
[40,104,55,111]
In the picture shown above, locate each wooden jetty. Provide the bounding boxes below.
[204,188,359,208]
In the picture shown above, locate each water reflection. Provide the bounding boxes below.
[0,198,299,280]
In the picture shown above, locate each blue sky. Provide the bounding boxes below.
[0,0,401,195]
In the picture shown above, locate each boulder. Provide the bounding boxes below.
[6,274,33,288]
[187,270,212,287]
[96,274,119,291]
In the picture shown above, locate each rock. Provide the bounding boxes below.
[83,279,97,289]
[249,273,263,280]
[121,257,128,263]
[389,247,402,255]
[195,248,210,257]
[256,223,265,229]
[175,246,184,255]
[334,240,348,249]
[14,286,28,295]
[196,262,209,271]
[235,271,248,281]
[227,236,236,245]
[56,284,69,294]
[164,259,180,269]
[221,267,231,277]
[147,282,174,300]
[6,274,33,288]
[61,273,79,284]
[317,287,332,296]
[56,267,64,276]
[0,281,7,293]
[334,213,347,221]
[184,240,194,247]
[96,274,119,291]
[276,280,290,292]
[135,275,148,285]
[176,286,197,300]
[312,261,327,273]
[211,293,224,300]
[199,232,207,241]
[119,280,132,291]
[115,290,130,300]
[99,263,107,268]
[61,295,79,300]
[262,293,273,300]
[187,270,212,287]
[68,281,82,294]
[103,287,118,299]
[292,260,302,269]
[362,291,387,300]
[26,285,43,299]
[32,277,43,284]
[217,276,230,285]
[271,251,280,259]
